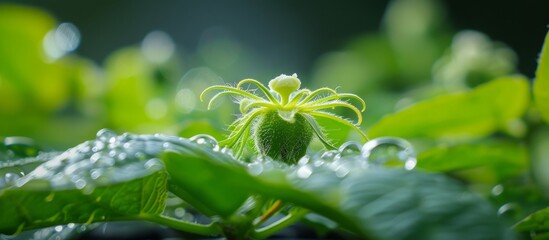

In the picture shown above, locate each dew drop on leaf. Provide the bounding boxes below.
[297,155,310,165]
[91,141,105,152]
[144,158,163,171]
[174,207,186,218]
[491,184,504,197]
[497,202,521,218]
[108,150,117,157]
[98,157,115,167]
[334,163,351,178]
[320,150,339,162]
[134,152,146,160]
[220,147,234,157]
[0,168,25,188]
[96,128,117,143]
[296,165,313,179]
[90,153,101,163]
[338,141,362,157]
[90,169,103,180]
[189,134,219,150]
[361,137,417,170]
[117,152,127,161]
[73,178,87,189]
[247,161,264,176]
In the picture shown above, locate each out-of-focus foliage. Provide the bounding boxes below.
[369,77,529,139]
[433,30,517,91]
[0,5,238,149]
[534,31,549,124]
[0,5,104,148]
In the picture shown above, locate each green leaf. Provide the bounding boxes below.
[515,206,549,233]
[163,151,252,218]
[0,130,197,234]
[163,148,513,239]
[534,31,549,123]
[369,76,530,139]
[0,171,166,235]
[335,168,513,240]
[275,166,512,239]
[417,140,528,178]
[1,137,51,175]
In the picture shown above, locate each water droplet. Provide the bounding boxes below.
[64,161,91,176]
[338,141,362,157]
[296,165,313,179]
[297,156,310,166]
[117,152,127,161]
[78,144,91,154]
[334,164,351,178]
[190,134,219,150]
[220,147,234,157]
[135,152,146,160]
[96,129,117,143]
[91,141,105,152]
[108,150,117,158]
[163,142,172,149]
[90,153,101,163]
[0,169,24,188]
[491,184,504,197]
[99,157,115,167]
[320,150,339,162]
[73,178,87,189]
[174,207,186,218]
[144,158,163,171]
[54,225,63,232]
[361,137,417,170]
[119,133,131,141]
[79,225,87,231]
[90,169,103,180]
[497,203,520,217]
[67,223,76,229]
[247,161,264,176]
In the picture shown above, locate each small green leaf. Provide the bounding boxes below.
[417,140,528,178]
[515,207,549,233]
[369,76,530,139]
[534,31,549,123]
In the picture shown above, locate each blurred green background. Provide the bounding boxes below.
[0,0,548,149]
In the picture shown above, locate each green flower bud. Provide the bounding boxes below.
[254,110,312,164]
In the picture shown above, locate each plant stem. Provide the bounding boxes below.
[255,200,284,227]
[251,208,309,239]
[142,214,221,236]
